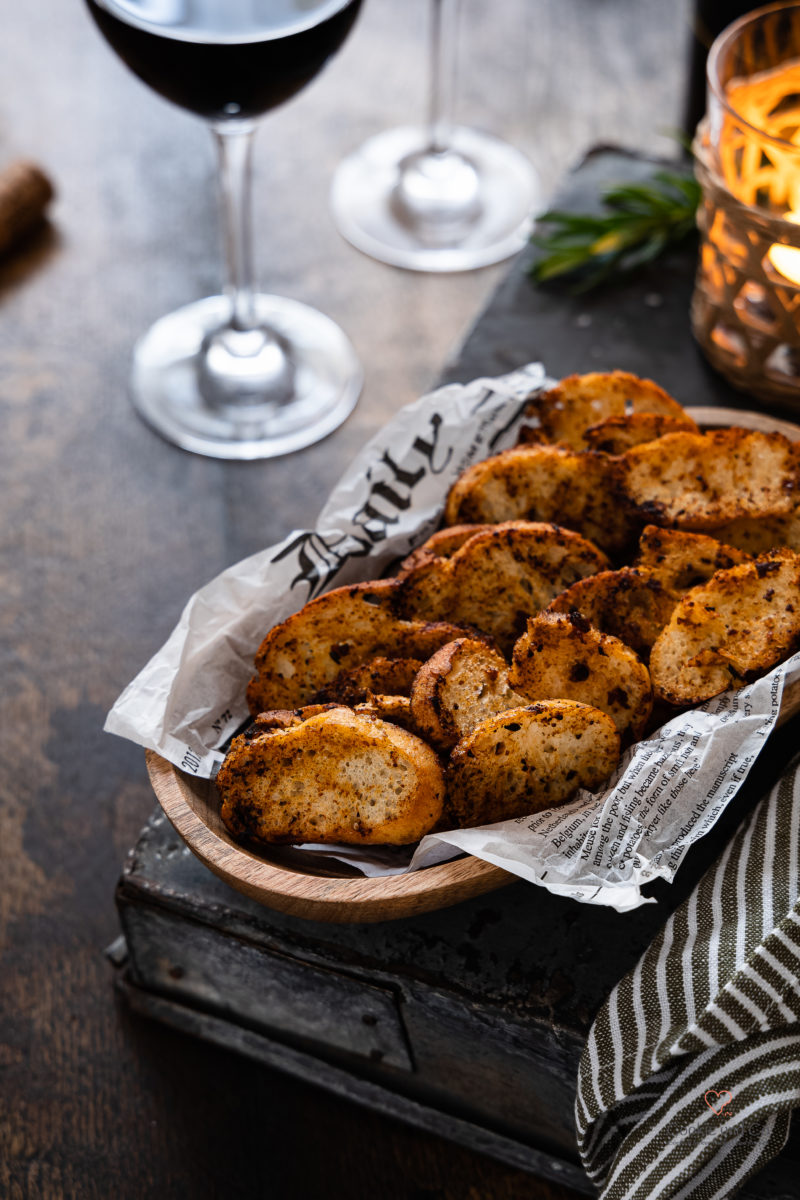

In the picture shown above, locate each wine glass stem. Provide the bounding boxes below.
[211,121,258,333]
[428,0,460,154]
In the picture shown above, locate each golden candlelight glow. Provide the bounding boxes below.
[718,58,800,285]
[768,211,800,283]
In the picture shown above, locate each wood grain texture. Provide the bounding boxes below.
[0,0,695,1196]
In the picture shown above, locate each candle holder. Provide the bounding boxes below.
[691,1,800,409]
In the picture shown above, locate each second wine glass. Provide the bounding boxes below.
[330,0,540,272]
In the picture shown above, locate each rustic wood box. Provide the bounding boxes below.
[113,151,800,1198]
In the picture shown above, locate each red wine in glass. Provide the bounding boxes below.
[85,0,364,460]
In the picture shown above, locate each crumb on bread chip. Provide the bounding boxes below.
[649,549,800,705]
[445,700,620,829]
[395,520,609,653]
[218,707,445,845]
[620,428,800,529]
[509,612,653,741]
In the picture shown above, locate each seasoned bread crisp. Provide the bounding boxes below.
[509,613,652,741]
[400,524,494,572]
[546,567,679,655]
[633,526,751,590]
[649,550,800,705]
[248,578,477,713]
[443,443,637,555]
[583,412,699,454]
[520,371,686,450]
[395,521,609,653]
[620,429,800,529]
[410,638,528,751]
[218,707,445,845]
[446,700,620,829]
[705,508,800,555]
[353,694,416,731]
[314,657,422,703]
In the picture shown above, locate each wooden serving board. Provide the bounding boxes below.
[146,404,800,923]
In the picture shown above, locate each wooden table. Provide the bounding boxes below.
[0,2,701,1197]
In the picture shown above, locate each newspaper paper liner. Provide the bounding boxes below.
[105,363,800,912]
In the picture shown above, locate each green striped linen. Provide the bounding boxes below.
[576,756,800,1199]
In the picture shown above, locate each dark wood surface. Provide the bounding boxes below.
[0,1,707,1198]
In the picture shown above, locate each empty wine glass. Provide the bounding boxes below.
[86,0,363,459]
[330,0,540,272]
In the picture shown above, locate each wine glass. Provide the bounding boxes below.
[86,0,364,460]
[330,0,540,272]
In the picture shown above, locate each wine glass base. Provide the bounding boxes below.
[130,294,362,460]
[330,125,541,272]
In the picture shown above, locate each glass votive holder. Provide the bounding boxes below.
[691,1,800,409]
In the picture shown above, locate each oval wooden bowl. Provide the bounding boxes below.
[146,750,513,923]
[146,405,800,923]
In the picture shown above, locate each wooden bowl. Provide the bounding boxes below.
[146,406,800,923]
[146,750,513,923]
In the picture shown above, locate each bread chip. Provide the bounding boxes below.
[314,657,422,703]
[443,444,637,555]
[396,521,609,653]
[705,509,800,555]
[634,526,751,590]
[353,694,416,732]
[410,638,528,751]
[620,429,800,529]
[248,579,476,712]
[583,412,699,454]
[399,524,493,572]
[520,371,686,450]
[509,613,652,741]
[546,567,679,655]
[446,700,620,828]
[649,549,800,705]
[218,707,444,845]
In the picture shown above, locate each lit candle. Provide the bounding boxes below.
[768,211,800,284]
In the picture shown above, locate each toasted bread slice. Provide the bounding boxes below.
[649,550,800,705]
[410,638,528,751]
[443,444,637,555]
[314,657,422,703]
[218,707,444,845]
[396,521,609,653]
[634,526,751,590]
[521,371,686,450]
[620,429,800,529]
[546,567,679,655]
[353,694,416,731]
[446,700,620,828]
[705,509,800,555]
[248,579,476,712]
[400,524,494,572]
[509,613,652,740]
[583,412,699,454]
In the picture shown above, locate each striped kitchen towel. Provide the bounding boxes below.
[576,754,800,1199]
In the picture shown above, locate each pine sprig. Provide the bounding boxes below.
[529,169,701,292]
